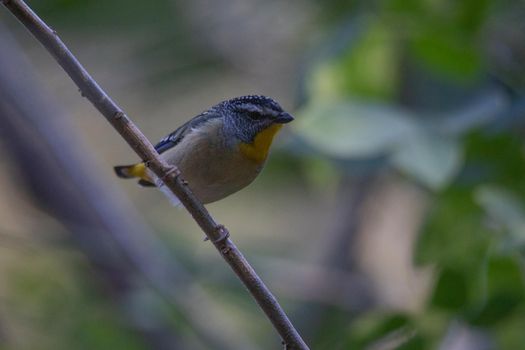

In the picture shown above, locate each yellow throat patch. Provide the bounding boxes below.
[239,124,283,163]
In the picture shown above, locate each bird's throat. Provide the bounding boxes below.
[239,124,282,163]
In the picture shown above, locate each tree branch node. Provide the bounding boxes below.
[213,225,230,245]
[113,111,124,120]
[161,166,181,182]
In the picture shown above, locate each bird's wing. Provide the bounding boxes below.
[154,110,221,154]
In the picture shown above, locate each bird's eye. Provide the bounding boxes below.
[247,111,264,120]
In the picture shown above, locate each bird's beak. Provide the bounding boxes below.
[274,112,294,124]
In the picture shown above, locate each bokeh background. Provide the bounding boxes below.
[1,0,525,349]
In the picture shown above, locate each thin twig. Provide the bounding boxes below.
[0,25,256,349]
[1,0,309,348]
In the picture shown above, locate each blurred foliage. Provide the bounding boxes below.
[294,0,525,348]
[3,253,147,350]
[28,0,222,91]
[2,0,525,349]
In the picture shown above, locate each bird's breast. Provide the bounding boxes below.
[159,119,266,203]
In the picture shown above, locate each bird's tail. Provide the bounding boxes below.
[114,163,155,187]
[114,163,181,205]
[114,163,143,178]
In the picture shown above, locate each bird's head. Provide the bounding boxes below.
[220,95,294,144]
[218,95,294,162]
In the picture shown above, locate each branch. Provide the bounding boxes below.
[0,25,257,350]
[1,0,309,348]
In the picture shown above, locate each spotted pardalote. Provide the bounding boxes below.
[114,95,294,205]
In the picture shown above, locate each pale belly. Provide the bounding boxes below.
[158,126,264,204]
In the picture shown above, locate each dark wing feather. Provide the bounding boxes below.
[154,110,221,154]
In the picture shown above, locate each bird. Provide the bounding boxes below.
[114,95,294,205]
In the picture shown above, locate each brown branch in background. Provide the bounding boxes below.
[1,0,309,348]
[0,45,181,350]
[291,174,375,339]
[0,26,257,350]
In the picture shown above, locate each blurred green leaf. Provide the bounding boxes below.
[471,295,520,327]
[295,101,417,158]
[336,21,400,100]
[295,0,525,348]
[410,31,482,80]
[343,312,413,349]
[70,313,146,350]
[493,306,525,349]
[296,101,464,189]
[307,19,400,102]
[300,156,341,194]
[469,255,525,326]
[392,131,463,190]
[430,267,468,311]
[404,0,489,82]
[35,0,176,32]
[475,185,525,247]
[486,256,525,303]
[6,259,147,350]
[415,187,491,268]
[312,309,355,349]
[465,133,525,192]
[385,0,426,15]
[396,333,426,350]
[455,0,492,35]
